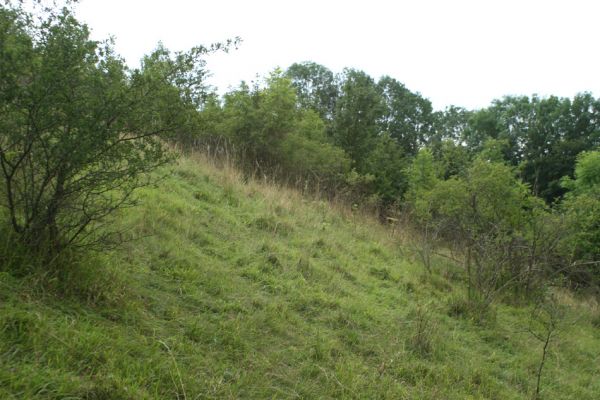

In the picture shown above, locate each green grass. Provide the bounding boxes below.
[1,153,599,399]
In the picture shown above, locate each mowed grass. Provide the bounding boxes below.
[1,153,599,399]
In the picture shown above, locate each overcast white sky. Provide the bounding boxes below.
[75,0,599,110]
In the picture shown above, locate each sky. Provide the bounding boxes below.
[74,0,600,110]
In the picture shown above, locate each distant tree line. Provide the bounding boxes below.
[185,62,599,205]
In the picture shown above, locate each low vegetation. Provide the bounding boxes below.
[1,154,599,399]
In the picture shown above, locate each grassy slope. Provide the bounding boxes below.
[1,153,599,399]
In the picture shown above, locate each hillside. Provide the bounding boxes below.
[1,152,599,399]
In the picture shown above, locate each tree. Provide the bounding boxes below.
[407,151,551,307]
[560,150,600,285]
[0,3,226,255]
[527,292,566,399]
[464,94,600,203]
[332,69,384,171]
[218,70,351,187]
[462,107,503,155]
[436,140,470,179]
[568,149,600,191]
[431,106,472,144]
[285,61,338,122]
[377,76,433,156]
[220,71,300,168]
[456,159,540,305]
[363,133,409,207]
[405,148,439,203]
[279,109,351,194]
[405,148,441,273]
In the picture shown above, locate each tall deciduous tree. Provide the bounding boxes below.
[285,61,338,122]
[377,76,434,156]
[465,94,600,202]
[332,69,384,171]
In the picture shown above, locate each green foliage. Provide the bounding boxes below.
[285,61,338,121]
[463,107,502,153]
[408,153,557,303]
[190,94,226,147]
[377,76,434,155]
[560,151,600,281]
[0,5,157,251]
[479,138,510,163]
[465,94,600,202]
[436,140,470,179]
[431,105,472,145]
[178,56,600,217]
[406,148,439,207]
[363,133,409,206]
[341,170,379,207]
[405,148,443,272]
[332,69,384,171]
[279,128,351,190]
[562,193,600,264]
[220,71,298,165]
[218,71,351,187]
[462,157,534,230]
[193,65,474,210]
[571,150,600,192]
[0,2,229,255]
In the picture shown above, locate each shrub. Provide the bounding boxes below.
[0,3,231,258]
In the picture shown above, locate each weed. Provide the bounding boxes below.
[592,313,600,328]
[407,305,438,358]
[250,215,292,236]
[297,255,313,280]
[447,294,497,325]
[369,266,394,281]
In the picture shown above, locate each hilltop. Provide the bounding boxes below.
[1,152,598,399]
